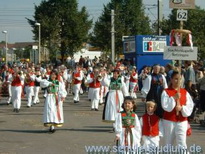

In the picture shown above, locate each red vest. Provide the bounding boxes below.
[73,72,81,84]
[130,72,138,83]
[27,73,35,86]
[89,73,101,88]
[142,113,160,136]
[11,76,21,86]
[163,88,187,122]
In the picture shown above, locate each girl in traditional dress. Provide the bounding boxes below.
[102,69,129,123]
[115,96,141,153]
[40,70,67,133]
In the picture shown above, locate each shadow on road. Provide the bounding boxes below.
[0,129,48,134]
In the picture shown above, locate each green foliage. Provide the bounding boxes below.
[160,6,205,60]
[90,0,151,56]
[27,0,92,62]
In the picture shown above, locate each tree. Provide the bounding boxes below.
[160,6,205,60]
[27,0,92,62]
[90,0,151,57]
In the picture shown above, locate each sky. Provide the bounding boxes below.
[0,0,204,43]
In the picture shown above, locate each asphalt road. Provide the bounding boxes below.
[0,92,204,154]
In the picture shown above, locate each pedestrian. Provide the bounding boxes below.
[141,64,168,118]
[161,70,194,150]
[129,66,138,99]
[33,69,42,104]
[86,67,102,111]
[40,70,67,133]
[140,101,163,151]
[102,68,129,123]
[72,65,84,103]
[8,68,24,113]
[115,96,141,153]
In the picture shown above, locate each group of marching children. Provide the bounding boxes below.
[85,60,195,153]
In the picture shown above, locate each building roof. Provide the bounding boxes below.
[0,42,38,49]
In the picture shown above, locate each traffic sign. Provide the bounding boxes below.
[177,10,188,21]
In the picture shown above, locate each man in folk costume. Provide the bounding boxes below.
[86,67,102,111]
[141,64,168,118]
[33,69,42,105]
[40,70,67,133]
[25,68,35,108]
[8,68,24,113]
[161,70,194,150]
[129,66,138,99]
[72,65,84,103]
[102,69,129,123]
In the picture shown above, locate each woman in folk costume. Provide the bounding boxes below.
[102,68,129,123]
[141,64,168,118]
[129,66,138,99]
[8,68,24,113]
[115,96,141,153]
[40,70,67,133]
[161,70,194,149]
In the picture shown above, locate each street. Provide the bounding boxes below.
[0,92,204,154]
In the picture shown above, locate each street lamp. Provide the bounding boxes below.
[35,23,41,63]
[2,30,8,64]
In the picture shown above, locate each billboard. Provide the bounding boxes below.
[143,36,167,53]
[169,0,195,9]
[123,36,135,53]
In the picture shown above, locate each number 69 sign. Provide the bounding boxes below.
[177,10,188,21]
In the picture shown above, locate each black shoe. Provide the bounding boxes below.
[27,106,31,108]
[13,109,16,112]
[49,128,56,133]
[95,109,99,111]
[16,109,20,113]
[74,101,79,103]
[91,108,95,111]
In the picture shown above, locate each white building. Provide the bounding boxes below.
[73,48,102,62]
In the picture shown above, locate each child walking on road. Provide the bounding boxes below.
[115,96,141,153]
[140,101,163,152]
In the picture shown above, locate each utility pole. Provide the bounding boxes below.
[111,10,115,64]
[158,0,163,35]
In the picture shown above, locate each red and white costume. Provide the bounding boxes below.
[129,72,138,98]
[161,87,194,149]
[72,69,84,102]
[86,72,102,110]
[140,113,163,150]
[25,73,36,107]
[8,74,24,110]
